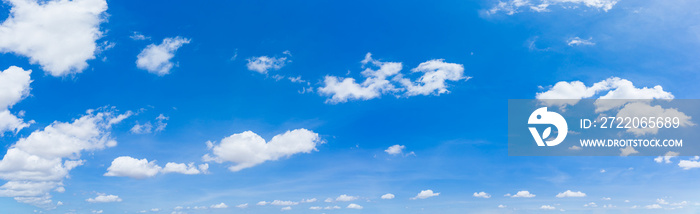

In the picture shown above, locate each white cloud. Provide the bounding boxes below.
[540,205,556,210]
[346,203,363,209]
[569,145,582,150]
[619,146,639,156]
[319,53,467,103]
[324,198,333,202]
[130,32,150,41]
[104,156,161,179]
[309,206,322,210]
[556,190,586,198]
[0,0,108,76]
[385,145,405,155]
[656,198,669,205]
[202,129,323,171]
[396,59,468,96]
[130,114,169,134]
[270,200,299,206]
[281,206,292,211]
[584,202,597,207]
[257,201,269,206]
[616,102,694,136]
[136,37,190,76]
[536,77,674,112]
[325,205,341,209]
[498,204,506,208]
[487,0,617,15]
[246,52,290,74]
[645,204,662,209]
[678,156,700,170]
[381,193,395,199]
[301,198,317,203]
[473,192,491,198]
[210,202,228,209]
[567,37,595,46]
[510,190,535,198]
[0,66,33,134]
[0,109,127,207]
[86,193,122,203]
[236,203,248,208]
[654,151,680,164]
[104,156,207,178]
[335,194,358,202]
[411,189,440,200]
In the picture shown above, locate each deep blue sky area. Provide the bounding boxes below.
[1,0,700,213]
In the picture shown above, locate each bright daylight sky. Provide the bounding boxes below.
[1,0,700,213]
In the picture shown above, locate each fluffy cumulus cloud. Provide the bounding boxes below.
[567,37,595,46]
[678,156,700,170]
[536,77,674,112]
[318,53,468,103]
[556,190,586,198]
[246,52,291,74]
[381,193,395,199]
[411,189,440,200]
[487,0,617,15]
[0,66,33,134]
[616,102,694,136]
[0,0,108,76]
[104,156,208,179]
[540,205,556,210]
[473,192,491,198]
[509,190,535,198]
[210,202,228,209]
[86,193,121,203]
[136,37,190,76]
[202,129,323,171]
[347,203,363,209]
[384,144,405,155]
[0,108,128,207]
[335,194,358,202]
[654,151,679,164]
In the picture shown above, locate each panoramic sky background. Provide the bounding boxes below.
[1,0,700,213]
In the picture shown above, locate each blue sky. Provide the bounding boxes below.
[1,0,700,213]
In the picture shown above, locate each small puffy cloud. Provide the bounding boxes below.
[280,206,292,211]
[130,32,150,41]
[309,206,322,210]
[347,203,363,209]
[246,53,289,74]
[645,204,662,209]
[510,191,535,198]
[319,53,467,103]
[411,190,440,200]
[104,156,161,179]
[654,151,680,164]
[556,190,586,198]
[498,204,506,208]
[569,146,582,151]
[619,146,639,156]
[136,37,190,76]
[130,114,169,134]
[540,205,556,210]
[0,109,127,207]
[336,194,358,202]
[602,197,612,200]
[210,202,228,209]
[104,156,207,178]
[202,129,323,171]
[0,66,33,134]
[656,198,669,205]
[473,192,491,198]
[396,59,468,96]
[678,156,700,170]
[301,198,317,203]
[381,193,395,199]
[385,145,405,155]
[236,203,248,208]
[585,202,597,207]
[0,0,108,76]
[324,198,333,203]
[86,193,122,203]
[567,37,595,46]
[271,200,299,206]
[486,0,617,15]
[256,201,269,205]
